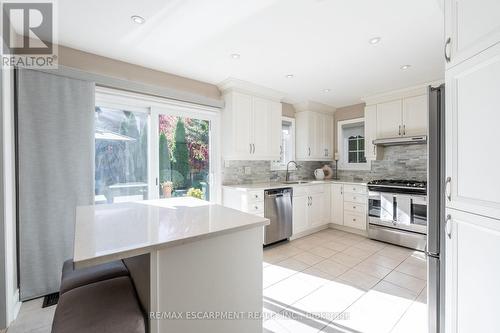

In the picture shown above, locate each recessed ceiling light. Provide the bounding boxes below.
[286,74,294,79]
[369,37,381,45]
[323,89,331,93]
[131,15,145,24]
[400,64,411,70]
[230,53,240,60]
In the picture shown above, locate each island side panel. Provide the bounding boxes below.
[150,227,263,333]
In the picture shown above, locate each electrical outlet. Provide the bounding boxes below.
[244,166,251,175]
[224,160,231,168]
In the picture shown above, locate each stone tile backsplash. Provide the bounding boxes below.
[221,144,427,185]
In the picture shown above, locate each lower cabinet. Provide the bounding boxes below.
[330,183,367,231]
[445,208,500,333]
[292,185,327,235]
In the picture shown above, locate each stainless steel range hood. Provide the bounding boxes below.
[373,135,427,146]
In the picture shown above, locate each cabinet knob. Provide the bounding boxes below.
[353,218,357,222]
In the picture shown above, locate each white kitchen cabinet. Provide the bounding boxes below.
[445,0,500,68]
[376,96,427,139]
[364,104,382,160]
[296,111,333,161]
[330,184,344,226]
[292,194,309,235]
[329,183,367,231]
[402,94,428,136]
[445,42,500,220]
[376,100,402,139]
[292,185,327,235]
[221,91,281,160]
[445,208,500,333]
[222,187,264,217]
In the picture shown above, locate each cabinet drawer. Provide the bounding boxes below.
[344,185,367,195]
[247,201,264,214]
[292,186,307,197]
[343,193,367,204]
[343,202,366,214]
[344,212,366,230]
[307,185,325,194]
[247,190,264,202]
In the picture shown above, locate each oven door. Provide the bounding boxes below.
[368,191,397,227]
[394,194,427,234]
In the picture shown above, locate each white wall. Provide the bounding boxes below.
[1,67,21,328]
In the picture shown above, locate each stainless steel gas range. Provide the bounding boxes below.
[367,179,427,251]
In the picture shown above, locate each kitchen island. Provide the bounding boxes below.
[73,197,269,333]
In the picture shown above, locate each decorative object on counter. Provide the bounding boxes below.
[187,187,203,199]
[314,168,325,180]
[333,152,340,180]
[322,164,333,179]
[161,181,173,198]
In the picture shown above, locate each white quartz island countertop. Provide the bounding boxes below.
[73,197,269,268]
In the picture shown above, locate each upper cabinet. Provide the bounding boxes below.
[445,0,500,68]
[294,102,335,161]
[376,100,403,138]
[375,96,427,139]
[219,79,283,160]
[445,42,500,220]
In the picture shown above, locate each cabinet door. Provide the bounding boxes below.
[292,195,309,235]
[295,112,311,160]
[331,184,344,225]
[323,185,331,223]
[445,43,500,220]
[311,112,323,159]
[445,0,500,68]
[402,95,428,136]
[324,114,334,159]
[445,208,500,333]
[252,97,272,159]
[309,192,325,227]
[230,92,253,157]
[253,99,281,160]
[376,100,402,138]
[364,105,379,160]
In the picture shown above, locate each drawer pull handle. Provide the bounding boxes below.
[353,206,356,209]
[353,218,357,222]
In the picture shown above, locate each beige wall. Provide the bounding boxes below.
[58,46,221,101]
[282,102,295,118]
[333,103,365,153]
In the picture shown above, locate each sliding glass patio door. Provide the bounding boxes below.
[150,106,218,202]
[95,88,220,204]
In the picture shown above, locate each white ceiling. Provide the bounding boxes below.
[55,0,444,107]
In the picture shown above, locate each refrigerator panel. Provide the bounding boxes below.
[427,255,440,333]
[427,85,445,255]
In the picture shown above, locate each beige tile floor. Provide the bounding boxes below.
[263,229,428,333]
[8,229,427,333]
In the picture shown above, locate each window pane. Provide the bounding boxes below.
[159,115,210,201]
[358,137,365,150]
[348,152,357,163]
[95,107,148,204]
[348,137,357,151]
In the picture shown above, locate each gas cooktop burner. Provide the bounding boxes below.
[368,179,427,187]
[367,179,427,190]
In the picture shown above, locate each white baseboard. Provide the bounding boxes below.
[290,224,329,240]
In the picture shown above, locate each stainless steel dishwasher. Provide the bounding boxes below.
[264,188,293,246]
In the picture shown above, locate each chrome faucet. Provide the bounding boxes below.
[285,161,298,181]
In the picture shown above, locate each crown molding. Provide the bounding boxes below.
[293,100,336,114]
[217,77,286,102]
[361,79,444,105]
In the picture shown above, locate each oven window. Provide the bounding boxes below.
[369,195,381,218]
[411,199,427,226]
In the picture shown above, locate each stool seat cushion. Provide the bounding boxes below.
[60,259,129,295]
[52,277,146,333]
